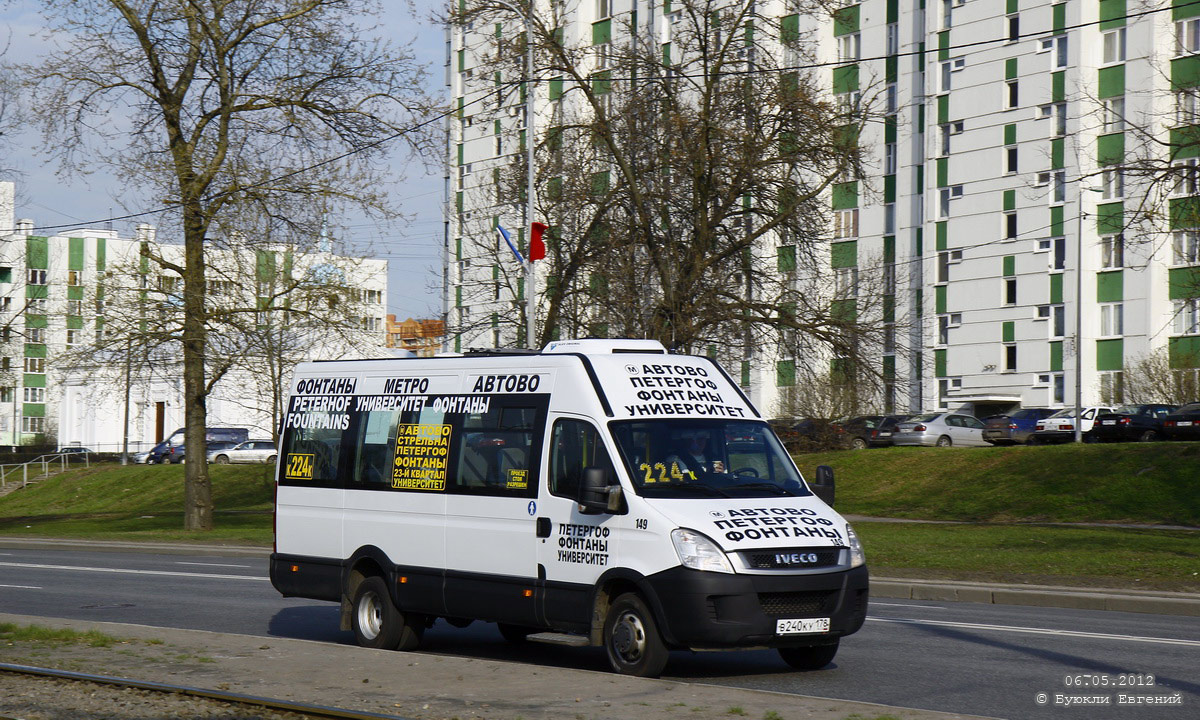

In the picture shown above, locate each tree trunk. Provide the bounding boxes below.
[182,204,212,531]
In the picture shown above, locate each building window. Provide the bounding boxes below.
[67,270,82,286]
[838,33,861,63]
[1102,28,1126,65]
[67,299,82,316]
[1101,97,1125,133]
[1174,230,1200,264]
[1052,170,1067,204]
[27,328,44,344]
[1039,35,1068,69]
[21,416,45,434]
[1100,303,1124,337]
[1177,18,1200,55]
[27,269,47,285]
[1004,211,1018,240]
[1005,146,1018,174]
[835,90,861,117]
[23,357,44,374]
[22,387,44,403]
[885,143,897,175]
[1007,14,1020,43]
[1052,304,1066,338]
[1004,277,1017,305]
[939,185,963,219]
[884,203,896,234]
[1101,234,1125,268]
[1005,79,1019,109]
[1174,158,1200,197]
[1053,373,1066,403]
[1177,90,1200,126]
[834,267,859,297]
[938,315,951,344]
[1174,298,1200,335]
[886,23,899,56]
[1099,371,1125,405]
[939,122,963,155]
[941,0,954,29]
[1101,167,1124,200]
[1004,344,1017,372]
[66,328,81,345]
[595,0,612,19]
[833,209,859,238]
[0,297,9,311]
[1051,236,1066,270]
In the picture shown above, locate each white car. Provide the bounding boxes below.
[1031,407,1116,444]
[891,412,991,447]
[207,440,277,464]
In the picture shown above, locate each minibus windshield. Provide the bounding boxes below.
[609,419,812,499]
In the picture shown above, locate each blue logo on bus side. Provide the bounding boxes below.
[527,501,537,516]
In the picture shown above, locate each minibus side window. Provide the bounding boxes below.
[353,408,398,487]
[280,424,344,487]
[453,403,538,497]
[549,419,615,500]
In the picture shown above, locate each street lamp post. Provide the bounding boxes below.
[1074,187,1084,443]
[495,0,537,350]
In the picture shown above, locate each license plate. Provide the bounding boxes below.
[776,617,830,635]
[1102,420,1115,425]
[1180,421,1193,427]
[879,432,892,437]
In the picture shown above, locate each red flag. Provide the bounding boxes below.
[530,222,548,261]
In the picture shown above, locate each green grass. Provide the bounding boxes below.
[856,522,1200,591]
[0,462,274,543]
[796,443,1200,526]
[0,622,127,647]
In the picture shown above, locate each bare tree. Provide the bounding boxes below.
[453,1,884,399]
[24,0,433,530]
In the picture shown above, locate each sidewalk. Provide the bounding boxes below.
[0,612,996,720]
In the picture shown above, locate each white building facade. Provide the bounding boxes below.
[0,181,390,450]
[445,1,1200,418]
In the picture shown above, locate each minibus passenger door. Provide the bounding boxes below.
[536,416,621,629]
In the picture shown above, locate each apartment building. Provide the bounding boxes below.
[0,182,389,449]
[446,1,1200,418]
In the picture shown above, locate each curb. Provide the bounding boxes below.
[871,576,1200,617]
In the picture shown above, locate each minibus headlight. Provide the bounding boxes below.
[671,528,734,574]
[846,525,866,568]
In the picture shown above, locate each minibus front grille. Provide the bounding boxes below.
[742,548,842,570]
[758,590,839,617]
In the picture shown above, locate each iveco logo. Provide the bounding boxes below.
[775,552,819,565]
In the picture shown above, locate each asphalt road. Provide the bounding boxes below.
[0,542,1197,719]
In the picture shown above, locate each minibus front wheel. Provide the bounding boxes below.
[352,576,420,651]
[603,593,669,678]
[778,641,839,671]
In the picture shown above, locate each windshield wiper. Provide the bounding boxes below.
[645,482,731,497]
[729,482,794,496]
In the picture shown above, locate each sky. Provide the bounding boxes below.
[0,0,447,323]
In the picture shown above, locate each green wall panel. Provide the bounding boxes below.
[1096,339,1124,371]
[1096,271,1124,302]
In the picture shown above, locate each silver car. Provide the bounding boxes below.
[207,439,277,464]
[891,412,990,447]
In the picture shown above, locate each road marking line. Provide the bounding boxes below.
[0,561,268,582]
[870,601,947,610]
[867,616,1200,647]
[175,562,252,569]
[0,584,42,589]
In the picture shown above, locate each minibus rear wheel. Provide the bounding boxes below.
[603,593,668,677]
[778,641,839,671]
[352,576,420,650]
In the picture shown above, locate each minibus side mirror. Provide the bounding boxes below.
[578,466,622,514]
[810,465,835,507]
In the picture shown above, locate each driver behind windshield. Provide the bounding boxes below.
[663,432,725,478]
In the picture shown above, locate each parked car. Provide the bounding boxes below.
[1030,406,1116,444]
[170,441,241,464]
[982,408,1057,445]
[208,439,278,464]
[145,442,173,464]
[1162,402,1200,440]
[56,447,93,455]
[131,444,163,464]
[1091,404,1179,442]
[838,415,912,449]
[892,412,990,447]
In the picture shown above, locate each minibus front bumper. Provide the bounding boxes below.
[644,565,869,650]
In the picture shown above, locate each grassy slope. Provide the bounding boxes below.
[795,443,1200,526]
[0,463,274,543]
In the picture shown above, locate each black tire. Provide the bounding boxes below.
[850,437,868,450]
[214,455,230,464]
[497,623,536,644]
[603,593,669,677]
[935,435,952,447]
[778,641,839,671]
[1138,430,1159,442]
[351,576,421,650]
[266,454,277,464]
[1025,435,1041,446]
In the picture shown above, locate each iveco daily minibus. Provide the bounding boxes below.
[270,339,868,677]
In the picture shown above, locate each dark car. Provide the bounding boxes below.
[982,408,1057,445]
[838,415,912,449]
[145,442,172,464]
[1092,404,1179,442]
[1162,402,1200,440]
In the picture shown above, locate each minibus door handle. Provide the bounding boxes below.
[536,517,552,538]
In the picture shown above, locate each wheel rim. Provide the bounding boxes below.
[610,610,648,665]
[357,590,383,641]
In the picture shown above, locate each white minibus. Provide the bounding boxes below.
[271,339,868,677]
